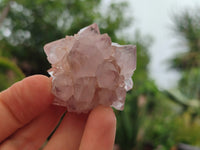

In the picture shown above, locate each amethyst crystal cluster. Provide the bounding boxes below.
[44,23,136,113]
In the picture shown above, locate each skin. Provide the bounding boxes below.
[0,75,116,150]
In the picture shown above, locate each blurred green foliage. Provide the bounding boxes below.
[171,9,200,100]
[173,112,200,146]
[0,56,24,90]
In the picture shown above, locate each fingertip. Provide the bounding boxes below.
[0,75,54,124]
[22,75,52,93]
[90,105,116,128]
[20,75,53,102]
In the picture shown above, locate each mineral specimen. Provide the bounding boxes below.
[44,23,136,113]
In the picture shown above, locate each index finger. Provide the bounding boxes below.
[0,75,54,142]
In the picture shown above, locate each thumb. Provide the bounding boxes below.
[0,75,54,142]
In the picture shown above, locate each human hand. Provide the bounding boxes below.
[0,75,116,150]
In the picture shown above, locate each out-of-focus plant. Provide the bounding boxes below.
[143,104,200,149]
[171,9,200,100]
[141,99,178,150]
[167,8,200,127]
[0,56,24,91]
[140,89,200,149]
[173,112,200,146]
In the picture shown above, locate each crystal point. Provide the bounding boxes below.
[44,23,136,113]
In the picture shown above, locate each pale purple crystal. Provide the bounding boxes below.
[44,23,136,113]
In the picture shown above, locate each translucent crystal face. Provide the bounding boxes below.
[44,23,136,113]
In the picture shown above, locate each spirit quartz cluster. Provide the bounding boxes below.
[44,23,136,113]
